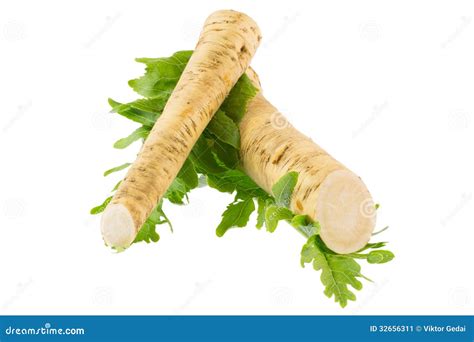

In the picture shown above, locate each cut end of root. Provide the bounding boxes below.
[316,170,376,254]
[101,203,136,249]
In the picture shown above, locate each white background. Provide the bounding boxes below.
[1,0,473,315]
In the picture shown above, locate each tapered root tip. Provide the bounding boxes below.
[316,170,376,254]
[101,204,136,249]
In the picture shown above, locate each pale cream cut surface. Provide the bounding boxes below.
[316,170,375,254]
[101,203,136,248]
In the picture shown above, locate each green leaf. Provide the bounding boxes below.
[128,95,167,115]
[134,201,171,243]
[113,126,150,149]
[207,110,240,149]
[291,215,320,237]
[367,250,394,264]
[301,236,364,308]
[190,136,226,174]
[207,169,268,198]
[165,177,188,204]
[108,98,157,127]
[216,199,255,237]
[211,139,240,169]
[103,163,131,177]
[265,205,294,233]
[256,197,267,229]
[134,220,160,243]
[129,50,193,98]
[221,73,258,123]
[112,180,122,191]
[177,158,199,190]
[90,196,112,215]
[272,171,299,207]
[357,242,387,252]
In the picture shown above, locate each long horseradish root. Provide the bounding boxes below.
[101,10,261,248]
[240,71,375,254]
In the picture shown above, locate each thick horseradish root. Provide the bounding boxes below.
[240,72,375,254]
[101,10,261,248]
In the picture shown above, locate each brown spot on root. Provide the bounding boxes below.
[184,124,192,137]
[303,187,312,200]
[296,200,304,211]
[272,145,290,165]
[170,136,188,149]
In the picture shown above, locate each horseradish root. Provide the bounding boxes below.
[101,10,261,248]
[240,76,375,254]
